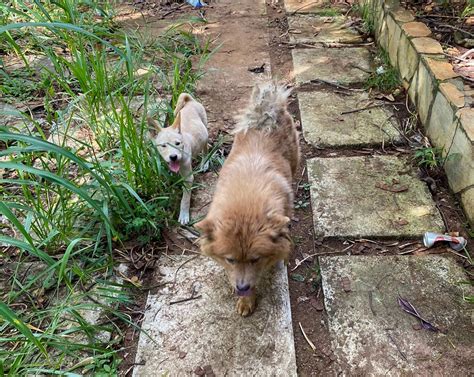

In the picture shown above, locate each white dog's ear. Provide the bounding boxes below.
[171,111,182,133]
[147,117,162,138]
[195,218,214,241]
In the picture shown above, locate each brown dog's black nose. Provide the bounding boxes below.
[170,154,178,161]
[236,283,250,293]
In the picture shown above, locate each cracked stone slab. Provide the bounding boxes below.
[133,255,296,376]
[288,14,363,44]
[298,90,402,147]
[320,255,474,375]
[307,156,444,238]
[284,0,330,13]
[292,47,372,85]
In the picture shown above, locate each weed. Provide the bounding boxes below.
[352,1,375,35]
[413,146,445,169]
[364,50,401,93]
[298,182,311,192]
[295,199,310,209]
[461,0,474,17]
[316,8,341,17]
[0,68,47,104]
[309,261,321,293]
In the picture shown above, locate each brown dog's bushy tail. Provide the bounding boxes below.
[234,83,292,134]
[174,93,193,116]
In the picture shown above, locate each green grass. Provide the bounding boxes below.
[315,8,341,17]
[352,1,375,35]
[0,0,214,374]
[364,51,401,93]
[413,146,445,170]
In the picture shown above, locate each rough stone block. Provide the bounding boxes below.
[298,90,401,147]
[426,91,456,151]
[461,188,474,227]
[292,47,372,85]
[415,61,436,124]
[444,124,474,193]
[320,255,474,376]
[397,33,419,81]
[378,15,389,50]
[457,107,474,142]
[307,156,444,238]
[425,57,459,81]
[402,21,431,37]
[407,63,419,106]
[440,82,465,109]
[288,14,363,44]
[386,15,402,67]
[411,37,444,55]
[390,8,415,23]
[133,256,297,376]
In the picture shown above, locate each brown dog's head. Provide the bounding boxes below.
[195,213,291,296]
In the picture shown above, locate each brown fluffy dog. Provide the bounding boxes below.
[195,83,300,316]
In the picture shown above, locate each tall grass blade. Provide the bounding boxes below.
[0,302,50,361]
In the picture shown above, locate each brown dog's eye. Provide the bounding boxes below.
[250,257,260,264]
[225,257,236,264]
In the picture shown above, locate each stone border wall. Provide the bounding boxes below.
[360,0,474,227]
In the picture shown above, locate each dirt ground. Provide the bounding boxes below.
[116,0,473,375]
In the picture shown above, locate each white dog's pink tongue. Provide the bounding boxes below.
[169,161,180,173]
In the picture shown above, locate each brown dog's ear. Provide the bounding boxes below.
[195,218,214,241]
[147,117,162,138]
[171,111,182,133]
[268,214,291,243]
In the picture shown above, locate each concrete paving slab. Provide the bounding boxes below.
[320,255,474,375]
[284,0,330,13]
[133,255,296,376]
[307,156,444,237]
[288,14,363,44]
[298,90,402,147]
[292,47,372,85]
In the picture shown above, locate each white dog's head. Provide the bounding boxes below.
[148,113,185,173]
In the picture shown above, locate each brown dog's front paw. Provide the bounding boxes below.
[236,295,256,317]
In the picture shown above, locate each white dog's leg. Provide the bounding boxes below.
[201,143,210,172]
[178,166,193,225]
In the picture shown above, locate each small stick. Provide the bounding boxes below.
[173,255,199,286]
[309,78,353,91]
[161,2,187,19]
[341,103,404,115]
[398,241,418,249]
[291,252,318,271]
[398,247,428,255]
[170,295,202,305]
[459,48,474,60]
[299,322,316,352]
[341,244,354,253]
[386,331,407,361]
[447,249,468,259]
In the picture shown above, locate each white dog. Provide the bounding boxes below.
[148,93,209,224]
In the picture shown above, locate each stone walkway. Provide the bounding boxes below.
[133,1,473,375]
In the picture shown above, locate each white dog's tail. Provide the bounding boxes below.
[234,83,292,134]
[174,93,194,116]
